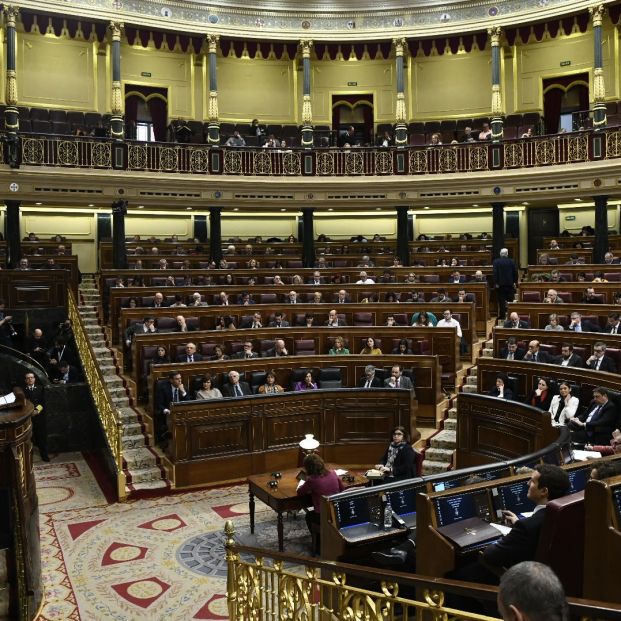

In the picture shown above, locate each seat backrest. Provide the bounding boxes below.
[318,367,342,389]
[353,312,373,326]
[186,317,199,331]
[260,293,278,304]
[295,339,316,355]
[522,291,541,302]
[422,274,439,283]
[605,347,621,371]
[156,317,177,331]
[200,342,217,357]
[603,272,621,281]
[250,371,267,393]
[534,491,585,597]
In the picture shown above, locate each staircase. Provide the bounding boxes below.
[78,275,170,496]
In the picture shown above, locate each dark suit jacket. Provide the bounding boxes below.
[586,355,617,373]
[523,351,552,364]
[492,256,518,288]
[488,387,514,400]
[222,381,252,397]
[384,376,414,390]
[574,400,619,444]
[60,365,83,383]
[568,321,600,333]
[148,300,170,308]
[262,348,289,358]
[503,319,530,329]
[24,384,45,409]
[603,323,621,334]
[378,443,416,480]
[358,376,382,388]
[268,320,290,328]
[156,381,189,413]
[176,353,204,363]
[556,353,585,368]
[234,351,259,359]
[499,347,526,360]
[173,325,196,332]
[324,319,347,327]
[482,507,547,569]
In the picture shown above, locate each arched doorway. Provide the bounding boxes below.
[332,95,374,146]
[124,85,168,142]
[542,73,589,134]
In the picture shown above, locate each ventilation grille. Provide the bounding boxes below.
[515,184,579,193]
[326,194,387,200]
[233,193,295,200]
[34,187,103,194]
[139,191,201,198]
[419,190,480,198]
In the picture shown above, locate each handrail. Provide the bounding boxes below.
[67,291,126,500]
[223,521,621,621]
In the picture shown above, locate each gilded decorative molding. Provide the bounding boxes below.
[300,39,313,58]
[208,90,219,122]
[488,25,502,46]
[395,91,406,123]
[109,20,123,42]
[589,4,605,28]
[593,66,606,102]
[491,83,503,115]
[111,80,123,116]
[5,69,18,107]
[393,37,406,57]
[302,93,313,125]
[3,5,19,28]
[207,33,220,54]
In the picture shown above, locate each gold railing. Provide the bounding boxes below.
[20,135,112,168]
[68,291,126,500]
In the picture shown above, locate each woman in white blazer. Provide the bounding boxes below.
[548,382,580,426]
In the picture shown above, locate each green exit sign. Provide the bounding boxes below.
[141,72,152,77]
[565,215,576,221]
[560,60,571,67]
[347,81,357,86]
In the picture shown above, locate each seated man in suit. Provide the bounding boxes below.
[235,341,259,359]
[469,270,487,284]
[499,337,525,361]
[384,364,416,398]
[241,312,263,329]
[263,338,289,358]
[544,288,564,304]
[268,312,290,328]
[582,287,602,304]
[555,342,585,368]
[307,270,324,286]
[453,288,473,303]
[604,312,621,335]
[174,315,195,333]
[155,371,188,443]
[570,386,619,445]
[585,341,617,373]
[604,251,620,265]
[503,312,530,329]
[217,291,230,306]
[325,309,347,328]
[448,271,463,284]
[523,340,552,363]
[222,370,252,397]
[176,342,203,363]
[568,311,600,333]
[190,292,208,307]
[238,291,256,306]
[431,288,451,303]
[285,290,299,304]
[56,361,82,384]
[334,289,350,304]
[359,364,382,388]
[149,292,169,308]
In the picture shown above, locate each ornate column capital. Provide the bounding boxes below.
[488,26,502,46]
[393,38,406,57]
[206,33,219,54]
[108,21,123,42]
[299,39,313,59]
[3,5,19,28]
[589,4,605,27]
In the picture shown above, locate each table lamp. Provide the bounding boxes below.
[298,433,320,466]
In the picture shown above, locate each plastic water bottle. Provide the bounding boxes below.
[383,495,392,529]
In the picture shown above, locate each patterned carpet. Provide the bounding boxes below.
[34,453,313,620]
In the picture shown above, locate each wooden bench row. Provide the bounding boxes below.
[518,282,621,304]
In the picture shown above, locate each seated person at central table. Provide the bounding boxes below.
[525,377,553,411]
[569,386,619,445]
[258,371,285,394]
[297,454,344,550]
[294,371,318,391]
[548,381,579,426]
[374,426,416,481]
[222,370,252,397]
[194,375,223,400]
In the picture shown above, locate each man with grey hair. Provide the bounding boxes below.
[498,561,568,621]
[359,364,381,388]
[493,247,518,320]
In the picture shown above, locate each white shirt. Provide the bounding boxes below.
[356,278,375,284]
[436,317,462,338]
[548,395,579,426]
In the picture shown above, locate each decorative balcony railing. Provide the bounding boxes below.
[8,126,621,177]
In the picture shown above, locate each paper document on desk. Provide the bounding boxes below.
[0,392,16,409]
[572,449,602,461]
[335,469,348,476]
[296,479,304,490]
[490,522,512,536]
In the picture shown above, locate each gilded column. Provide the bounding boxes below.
[109,21,124,139]
[206,34,220,144]
[393,38,408,146]
[3,5,19,134]
[489,26,504,141]
[300,39,314,148]
[590,5,607,128]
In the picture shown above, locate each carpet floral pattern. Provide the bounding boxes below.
[34,454,313,620]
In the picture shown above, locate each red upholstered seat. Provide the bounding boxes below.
[294,339,316,355]
[353,312,373,326]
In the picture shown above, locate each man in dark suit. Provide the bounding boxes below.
[358,364,382,388]
[582,287,602,304]
[384,364,416,398]
[268,312,290,328]
[556,342,585,368]
[148,292,169,308]
[523,340,552,363]
[307,270,324,286]
[604,312,621,335]
[568,311,600,333]
[492,248,518,320]
[499,337,526,361]
[173,316,196,333]
[338,125,357,147]
[585,342,617,373]
[503,312,530,329]
[234,341,259,359]
[26,328,50,368]
[285,290,299,304]
[176,342,203,363]
[263,338,289,358]
[241,312,263,329]
[570,387,619,445]
[57,361,83,384]
[222,370,252,397]
[24,372,49,461]
[155,371,189,443]
[325,309,347,327]
[481,464,570,574]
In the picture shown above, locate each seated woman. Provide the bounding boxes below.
[297,453,344,548]
[258,371,284,394]
[525,377,553,411]
[360,336,382,355]
[209,345,229,361]
[392,338,413,355]
[374,426,416,481]
[150,346,170,368]
[411,310,437,327]
[488,373,514,400]
[195,375,223,400]
[294,371,318,391]
[329,336,350,355]
[544,313,564,331]
[548,381,579,426]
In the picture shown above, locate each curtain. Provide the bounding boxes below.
[147,97,168,142]
[543,88,563,134]
[124,96,140,140]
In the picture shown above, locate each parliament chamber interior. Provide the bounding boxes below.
[3,0,621,619]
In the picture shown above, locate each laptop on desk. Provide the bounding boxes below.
[437,517,501,552]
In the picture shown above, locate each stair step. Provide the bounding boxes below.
[468,366,478,376]
[122,422,144,436]
[430,430,456,450]
[448,407,457,419]
[422,460,453,475]
[105,378,124,390]
[425,447,454,463]
[125,466,164,484]
[121,434,147,449]
[123,447,158,469]
[444,418,457,431]
[482,348,494,357]
[126,478,169,493]
[92,347,111,355]
[112,397,130,408]
[461,384,478,394]
[465,375,477,385]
